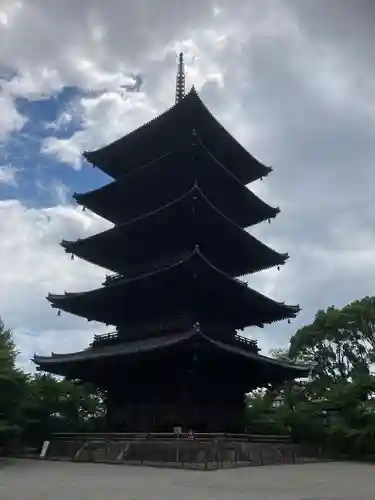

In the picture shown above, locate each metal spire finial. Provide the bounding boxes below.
[175,52,186,103]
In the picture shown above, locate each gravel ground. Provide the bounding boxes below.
[1,459,375,500]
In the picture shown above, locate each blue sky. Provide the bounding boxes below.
[0,88,110,207]
[0,0,374,371]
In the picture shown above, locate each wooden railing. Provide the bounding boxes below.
[92,331,118,345]
[92,330,259,351]
[234,334,259,350]
[52,432,290,442]
[43,432,322,470]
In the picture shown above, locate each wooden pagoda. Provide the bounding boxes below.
[34,54,308,433]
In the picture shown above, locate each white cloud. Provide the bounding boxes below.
[0,1,22,27]
[42,91,159,168]
[0,164,19,186]
[0,0,236,169]
[34,179,71,206]
[51,181,70,206]
[0,93,27,140]
[41,25,233,169]
[0,199,111,370]
[45,111,73,133]
[14,327,100,373]
[0,0,217,108]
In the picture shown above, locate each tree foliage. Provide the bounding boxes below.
[246,297,375,457]
[0,319,27,445]
[22,375,106,445]
[0,317,105,451]
[289,297,375,389]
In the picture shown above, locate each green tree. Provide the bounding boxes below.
[244,297,375,455]
[0,316,104,451]
[23,373,64,445]
[56,379,105,432]
[0,319,27,446]
[23,375,106,445]
[281,297,375,453]
[288,298,375,395]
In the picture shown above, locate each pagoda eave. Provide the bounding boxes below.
[73,189,279,232]
[63,187,288,278]
[33,329,310,384]
[83,88,271,185]
[75,143,279,229]
[48,298,298,328]
[62,245,288,282]
[47,250,300,328]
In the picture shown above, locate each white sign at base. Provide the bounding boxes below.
[40,440,50,458]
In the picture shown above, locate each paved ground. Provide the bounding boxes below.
[1,459,375,499]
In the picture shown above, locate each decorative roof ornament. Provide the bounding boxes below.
[175,52,186,103]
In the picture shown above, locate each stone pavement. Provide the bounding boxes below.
[1,458,374,499]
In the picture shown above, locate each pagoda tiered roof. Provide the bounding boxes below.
[34,58,307,434]
[33,327,308,384]
[75,138,279,227]
[48,249,299,329]
[83,87,272,184]
[63,186,288,279]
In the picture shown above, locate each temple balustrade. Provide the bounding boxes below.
[92,316,195,346]
[41,431,323,470]
[92,327,258,352]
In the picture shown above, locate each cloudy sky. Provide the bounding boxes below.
[0,0,374,371]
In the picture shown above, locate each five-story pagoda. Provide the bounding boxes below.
[34,54,308,432]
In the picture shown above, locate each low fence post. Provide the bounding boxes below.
[176,440,180,465]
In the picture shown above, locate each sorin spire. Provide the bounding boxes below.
[175,52,186,103]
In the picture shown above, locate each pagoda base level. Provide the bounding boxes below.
[44,433,321,470]
[105,394,249,433]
